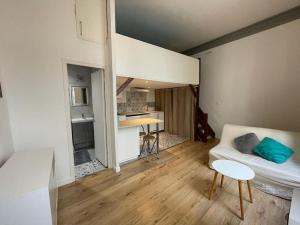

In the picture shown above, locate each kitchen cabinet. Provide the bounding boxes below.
[118,126,140,163]
[75,0,107,44]
[158,112,164,131]
[149,113,158,131]
[72,122,95,150]
[149,112,164,132]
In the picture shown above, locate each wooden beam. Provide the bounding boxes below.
[182,6,300,55]
[117,78,134,96]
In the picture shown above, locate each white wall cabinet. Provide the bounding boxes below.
[0,149,57,225]
[75,0,107,44]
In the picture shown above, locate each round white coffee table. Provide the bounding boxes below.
[208,160,255,220]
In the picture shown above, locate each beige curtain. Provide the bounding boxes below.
[155,86,195,139]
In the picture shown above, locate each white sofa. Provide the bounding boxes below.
[209,124,300,199]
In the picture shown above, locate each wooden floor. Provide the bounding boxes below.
[58,140,290,225]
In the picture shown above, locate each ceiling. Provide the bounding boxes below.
[117,76,186,89]
[116,0,300,52]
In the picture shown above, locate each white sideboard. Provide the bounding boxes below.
[0,148,57,225]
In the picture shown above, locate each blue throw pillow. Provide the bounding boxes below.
[254,137,294,164]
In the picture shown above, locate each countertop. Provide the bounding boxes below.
[119,118,163,128]
[118,111,163,116]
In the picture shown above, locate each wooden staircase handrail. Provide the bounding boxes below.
[189,84,215,142]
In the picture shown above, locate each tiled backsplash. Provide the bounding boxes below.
[117,90,155,113]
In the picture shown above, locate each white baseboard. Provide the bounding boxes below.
[56,176,75,187]
[119,157,138,166]
[113,165,120,173]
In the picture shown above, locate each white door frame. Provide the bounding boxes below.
[61,59,114,182]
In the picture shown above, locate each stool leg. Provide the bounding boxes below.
[150,139,157,153]
[145,140,150,162]
[238,180,244,220]
[247,180,253,203]
[220,175,224,188]
[147,124,150,152]
[208,171,218,200]
[139,139,146,159]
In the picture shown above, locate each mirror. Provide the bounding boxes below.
[71,86,89,106]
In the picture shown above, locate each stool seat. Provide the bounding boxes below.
[139,131,146,136]
[143,134,156,141]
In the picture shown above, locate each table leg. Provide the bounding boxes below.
[147,124,150,153]
[220,175,224,188]
[208,171,218,200]
[247,180,253,203]
[238,180,244,220]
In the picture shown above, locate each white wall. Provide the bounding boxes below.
[68,64,94,119]
[0,70,14,166]
[0,0,110,185]
[194,20,300,137]
[116,34,199,84]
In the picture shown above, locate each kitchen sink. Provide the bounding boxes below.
[71,117,94,123]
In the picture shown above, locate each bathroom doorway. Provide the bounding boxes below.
[67,64,107,179]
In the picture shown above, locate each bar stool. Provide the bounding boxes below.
[138,125,147,159]
[141,132,159,159]
[138,124,160,160]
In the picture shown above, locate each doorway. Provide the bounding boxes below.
[67,64,107,179]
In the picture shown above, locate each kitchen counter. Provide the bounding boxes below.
[119,118,163,128]
[117,117,163,164]
[118,111,163,116]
